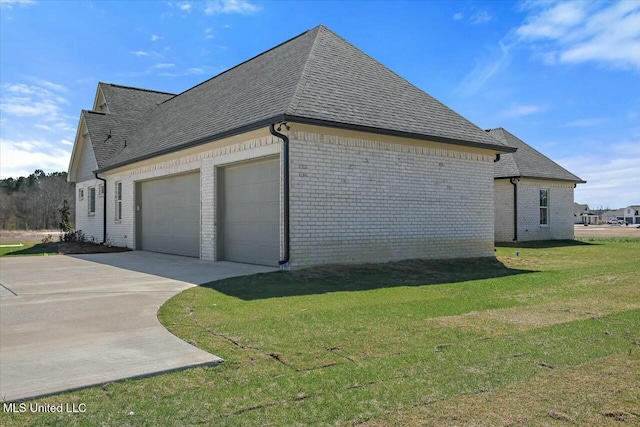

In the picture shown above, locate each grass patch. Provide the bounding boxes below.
[1,240,638,426]
[0,241,130,257]
[0,242,56,257]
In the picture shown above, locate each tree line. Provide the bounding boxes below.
[0,170,75,230]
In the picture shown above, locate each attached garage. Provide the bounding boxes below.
[219,158,280,266]
[136,172,200,257]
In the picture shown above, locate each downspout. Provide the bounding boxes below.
[269,123,290,267]
[509,178,518,241]
[95,173,107,245]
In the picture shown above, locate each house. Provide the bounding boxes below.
[623,206,640,224]
[68,25,514,268]
[488,128,585,242]
[573,203,599,225]
[602,208,625,222]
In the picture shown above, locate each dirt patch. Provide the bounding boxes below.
[426,284,639,335]
[362,353,640,426]
[575,225,640,238]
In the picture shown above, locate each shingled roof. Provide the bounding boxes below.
[83,84,175,168]
[488,127,585,183]
[91,25,513,172]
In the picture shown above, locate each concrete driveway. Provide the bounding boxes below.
[0,251,276,401]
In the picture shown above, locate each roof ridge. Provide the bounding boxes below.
[286,26,323,114]
[157,26,318,109]
[99,82,176,96]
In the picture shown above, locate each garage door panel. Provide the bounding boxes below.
[224,159,279,266]
[139,172,200,258]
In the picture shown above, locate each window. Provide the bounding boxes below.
[539,189,549,226]
[78,188,84,200]
[88,187,96,216]
[98,183,104,197]
[115,181,122,221]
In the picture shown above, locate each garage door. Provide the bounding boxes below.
[223,159,279,266]
[138,172,200,257]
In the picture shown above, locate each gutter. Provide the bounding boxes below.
[269,123,290,267]
[509,177,519,241]
[94,173,107,245]
[95,114,515,174]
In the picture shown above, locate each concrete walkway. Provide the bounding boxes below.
[0,252,276,401]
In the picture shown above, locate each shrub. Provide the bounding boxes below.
[61,230,87,243]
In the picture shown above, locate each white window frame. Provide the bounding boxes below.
[539,189,549,226]
[98,183,104,197]
[78,188,84,200]
[88,186,96,216]
[115,181,122,222]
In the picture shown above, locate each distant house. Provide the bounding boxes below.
[623,206,640,224]
[488,128,585,242]
[602,208,625,222]
[573,203,599,225]
[67,25,513,268]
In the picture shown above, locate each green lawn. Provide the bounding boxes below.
[2,238,639,426]
[0,242,57,257]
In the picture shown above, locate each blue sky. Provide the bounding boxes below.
[1,0,638,208]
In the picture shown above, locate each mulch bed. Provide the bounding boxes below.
[43,242,131,255]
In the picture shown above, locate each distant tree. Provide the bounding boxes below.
[0,170,75,230]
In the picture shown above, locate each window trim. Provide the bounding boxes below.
[539,189,549,227]
[88,186,96,216]
[98,183,104,198]
[78,188,84,200]
[115,181,122,222]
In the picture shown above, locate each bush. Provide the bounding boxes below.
[61,230,87,243]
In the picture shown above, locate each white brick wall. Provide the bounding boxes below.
[77,127,501,268]
[287,131,496,268]
[516,179,575,241]
[494,178,515,242]
[74,179,104,243]
[494,178,575,242]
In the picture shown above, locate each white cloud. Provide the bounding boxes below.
[453,12,464,21]
[204,28,215,40]
[178,1,192,11]
[560,142,640,208]
[0,0,35,9]
[0,80,75,148]
[0,97,59,116]
[152,63,175,69]
[0,138,71,179]
[456,41,512,94]
[129,50,151,56]
[150,34,162,42]
[565,117,609,127]
[517,1,640,70]
[186,67,205,75]
[34,79,68,93]
[470,11,493,25]
[204,0,258,15]
[500,103,543,118]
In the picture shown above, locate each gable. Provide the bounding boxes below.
[67,116,98,183]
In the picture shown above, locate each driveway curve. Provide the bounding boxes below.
[0,251,275,401]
